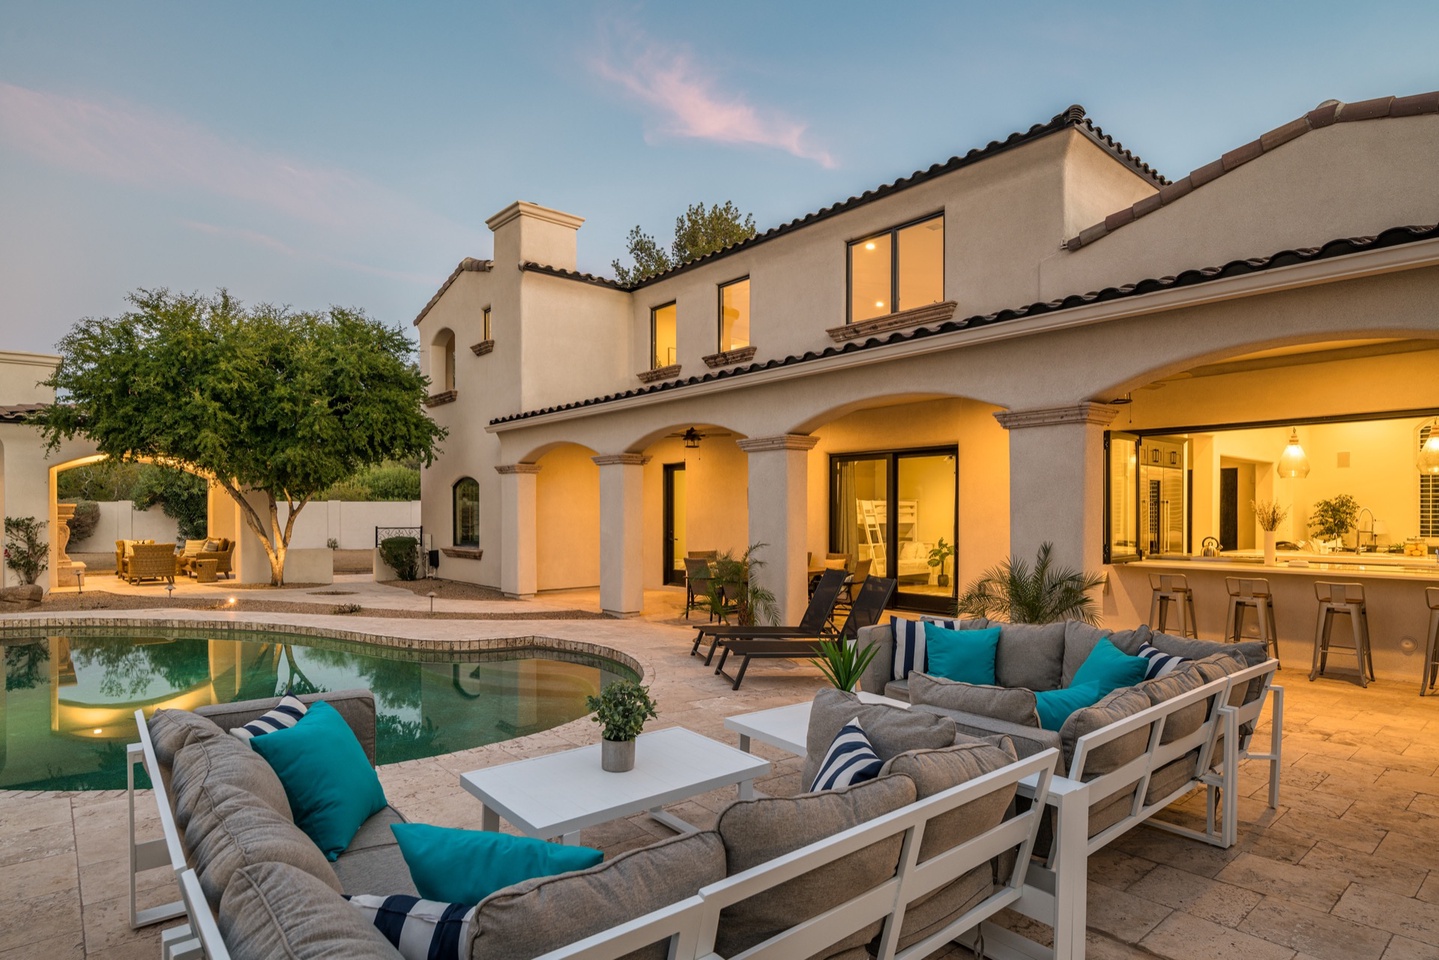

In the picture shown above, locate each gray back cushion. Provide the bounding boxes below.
[197,689,378,766]
[803,689,956,789]
[219,861,398,960]
[1131,665,1207,745]
[1150,632,1266,704]
[171,735,293,827]
[148,709,226,766]
[1060,622,1151,687]
[187,792,342,909]
[1059,687,1152,777]
[907,674,1039,727]
[994,622,1066,690]
[715,774,918,959]
[469,830,726,960]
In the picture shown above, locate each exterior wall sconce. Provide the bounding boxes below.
[1276,428,1311,479]
[1418,417,1439,474]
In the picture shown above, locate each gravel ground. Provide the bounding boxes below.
[13,590,607,620]
[377,577,515,602]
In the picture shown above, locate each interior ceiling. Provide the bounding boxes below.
[1155,338,1439,383]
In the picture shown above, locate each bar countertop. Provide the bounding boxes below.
[1127,552,1439,582]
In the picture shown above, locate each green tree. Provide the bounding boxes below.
[611,201,757,284]
[131,465,210,540]
[36,289,446,585]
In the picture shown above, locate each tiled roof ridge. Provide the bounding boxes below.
[519,261,625,289]
[515,106,1164,294]
[0,403,48,422]
[489,222,1439,426]
[1065,91,1439,250]
[411,257,493,327]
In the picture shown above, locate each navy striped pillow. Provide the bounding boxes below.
[230,695,307,741]
[346,894,476,960]
[891,616,926,681]
[809,717,884,792]
[1136,641,1189,680]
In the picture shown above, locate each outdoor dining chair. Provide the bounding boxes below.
[691,568,848,664]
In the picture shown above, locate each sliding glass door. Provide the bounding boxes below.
[830,447,957,613]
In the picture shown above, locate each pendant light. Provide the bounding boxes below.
[1276,428,1310,479]
[1418,418,1439,475]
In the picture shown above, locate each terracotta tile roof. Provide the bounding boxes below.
[411,258,493,326]
[1065,92,1439,250]
[490,222,1439,426]
[517,106,1166,294]
[0,403,46,422]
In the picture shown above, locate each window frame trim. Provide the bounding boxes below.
[482,305,491,341]
[716,276,751,353]
[846,211,945,325]
[650,300,677,370]
[452,476,480,547]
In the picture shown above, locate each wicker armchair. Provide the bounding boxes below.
[178,538,234,579]
[115,539,157,579]
[126,543,178,585]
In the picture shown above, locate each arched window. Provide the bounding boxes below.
[453,477,479,546]
[430,329,456,393]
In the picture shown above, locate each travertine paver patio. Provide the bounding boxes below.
[1,594,1437,959]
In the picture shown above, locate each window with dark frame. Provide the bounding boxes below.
[453,478,479,547]
[651,302,677,369]
[718,278,750,352]
[848,214,944,324]
[482,306,491,341]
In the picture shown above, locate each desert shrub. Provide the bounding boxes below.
[379,536,421,580]
[4,517,48,585]
[66,500,101,545]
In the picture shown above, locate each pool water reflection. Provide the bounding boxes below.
[0,630,635,790]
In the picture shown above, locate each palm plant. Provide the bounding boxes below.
[815,639,880,692]
[705,543,780,626]
[956,542,1105,625]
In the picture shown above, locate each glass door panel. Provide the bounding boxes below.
[831,457,888,576]
[1106,432,1139,562]
[895,452,957,609]
[663,464,686,585]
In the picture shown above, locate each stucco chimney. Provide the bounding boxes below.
[485,201,585,272]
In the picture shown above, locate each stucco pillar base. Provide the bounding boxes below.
[496,463,541,600]
[737,435,819,624]
[593,454,649,617]
[994,403,1119,574]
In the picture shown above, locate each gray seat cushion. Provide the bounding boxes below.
[469,830,726,960]
[995,622,1067,690]
[197,689,378,765]
[715,774,918,960]
[148,709,226,765]
[171,734,293,827]
[219,861,400,960]
[803,688,956,789]
[187,791,342,908]
[907,673,1039,727]
[331,807,416,897]
[882,678,911,702]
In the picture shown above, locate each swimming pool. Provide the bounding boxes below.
[0,628,636,790]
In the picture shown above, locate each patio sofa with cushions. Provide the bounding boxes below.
[123,542,179,584]
[129,688,1059,960]
[178,537,236,579]
[854,617,1283,960]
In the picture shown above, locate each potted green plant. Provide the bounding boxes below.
[927,537,954,587]
[956,542,1105,624]
[705,543,780,626]
[815,639,881,693]
[586,679,659,772]
[1309,494,1359,548]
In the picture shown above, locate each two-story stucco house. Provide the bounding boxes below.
[414,91,1439,682]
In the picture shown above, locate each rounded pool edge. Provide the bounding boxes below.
[0,616,644,682]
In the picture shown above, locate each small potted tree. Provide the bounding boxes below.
[1309,494,1359,552]
[586,679,659,773]
[927,537,954,587]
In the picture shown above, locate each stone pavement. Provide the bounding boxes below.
[1,595,1437,959]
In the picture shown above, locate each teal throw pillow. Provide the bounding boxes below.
[1034,682,1106,731]
[1071,637,1149,697]
[249,700,388,861]
[391,823,603,904]
[923,624,1001,686]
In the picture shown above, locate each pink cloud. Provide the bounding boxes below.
[0,82,457,237]
[593,40,836,168]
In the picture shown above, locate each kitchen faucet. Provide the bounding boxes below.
[1355,507,1376,553]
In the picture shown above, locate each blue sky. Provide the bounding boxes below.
[2,1,1437,355]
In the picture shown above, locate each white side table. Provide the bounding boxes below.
[724,692,909,758]
[459,726,770,845]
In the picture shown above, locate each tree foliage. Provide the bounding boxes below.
[131,465,210,540]
[612,201,757,284]
[36,289,446,584]
[3,517,48,585]
[65,501,101,545]
[321,461,421,501]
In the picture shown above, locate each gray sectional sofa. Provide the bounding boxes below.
[129,688,1061,960]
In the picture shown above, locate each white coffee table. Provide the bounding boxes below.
[459,726,770,845]
[725,692,910,758]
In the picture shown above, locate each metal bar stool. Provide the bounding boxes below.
[1224,577,1279,667]
[1309,581,1374,687]
[1421,587,1439,696]
[1148,573,1198,638]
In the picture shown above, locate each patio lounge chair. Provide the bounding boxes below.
[126,542,178,585]
[691,568,848,664]
[714,576,897,689]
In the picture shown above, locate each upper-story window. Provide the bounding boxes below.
[848,214,944,324]
[651,302,677,369]
[719,278,751,351]
[453,477,479,546]
[430,328,456,392]
[482,306,492,341]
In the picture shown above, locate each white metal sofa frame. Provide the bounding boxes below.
[128,702,1058,960]
[972,661,1281,960]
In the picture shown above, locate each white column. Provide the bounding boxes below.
[737,434,819,624]
[994,403,1118,574]
[495,463,540,599]
[593,453,649,618]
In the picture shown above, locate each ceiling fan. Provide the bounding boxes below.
[665,427,734,449]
